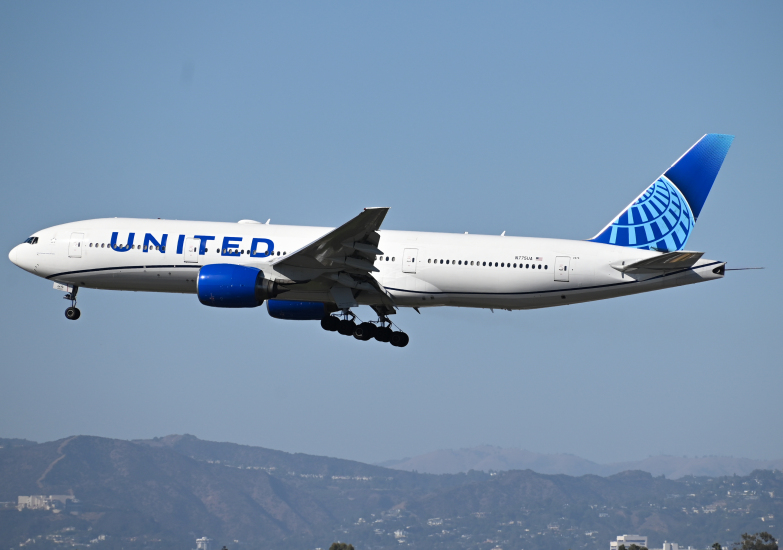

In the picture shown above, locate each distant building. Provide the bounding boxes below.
[195,537,213,550]
[611,534,649,550]
[17,495,74,511]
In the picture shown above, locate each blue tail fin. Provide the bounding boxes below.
[589,134,734,251]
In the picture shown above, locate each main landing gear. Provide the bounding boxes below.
[320,310,409,347]
[64,287,81,321]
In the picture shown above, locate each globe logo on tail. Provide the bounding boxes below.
[591,176,694,252]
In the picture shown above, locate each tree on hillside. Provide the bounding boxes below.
[736,532,778,550]
[329,543,355,550]
[713,543,723,550]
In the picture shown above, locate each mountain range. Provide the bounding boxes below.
[1,434,781,550]
[378,445,783,478]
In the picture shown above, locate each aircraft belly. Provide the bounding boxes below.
[58,267,198,294]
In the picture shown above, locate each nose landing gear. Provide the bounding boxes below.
[63,286,81,321]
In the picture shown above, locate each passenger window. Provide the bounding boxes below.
[428,259,431,263]
[513,263,516,268]
[386,257,389,261]
[538,264,542,269]
[440,259,443,264]
[446,260,449,264]
[494,262,497,267]
[501,263,504,267]
[482,262,486,266]
[392,257,395,262]
[526,263,529,268]
[544,265,548,269]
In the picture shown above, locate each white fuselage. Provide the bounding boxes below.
[8,218,725,311]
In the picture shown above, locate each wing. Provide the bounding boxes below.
[611,251,705,273]
[270,207,395,307]
[272,207,388,271]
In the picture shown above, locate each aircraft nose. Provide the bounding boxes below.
[8,245,19,267]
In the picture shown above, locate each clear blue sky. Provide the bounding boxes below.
[1,2,781,465]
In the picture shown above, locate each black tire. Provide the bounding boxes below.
[390,331,405,347]
[398,331,409,347]
[65,307,80,321]
[353,322,376,341]
[374,326,392,343]
[337,319,356,336]
[321,316,339,332]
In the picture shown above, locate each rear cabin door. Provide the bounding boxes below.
[402,248,418,273]
[68,232,84,258]
[554,256,570,282]
[184,237,200,263]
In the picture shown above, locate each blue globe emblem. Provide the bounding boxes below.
[592,176,693,251]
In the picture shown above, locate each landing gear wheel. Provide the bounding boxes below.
[353,322,376,341]
[320,315,340,332]
[374,326,392,343]
[390,331,409,347]
[337,319,356,336]
[65,307,81,321]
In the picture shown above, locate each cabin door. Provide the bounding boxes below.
[402,248,418,273]
[184,238,200,263]
[554,256,570,282]
[68,233,84,258]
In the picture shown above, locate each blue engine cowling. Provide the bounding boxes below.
[197,264,280,308]
[267,299,327,320]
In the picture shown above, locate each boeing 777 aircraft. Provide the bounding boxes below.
[9,134,733,347]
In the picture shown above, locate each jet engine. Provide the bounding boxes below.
[266,300,328,320]
[197,264,281,308]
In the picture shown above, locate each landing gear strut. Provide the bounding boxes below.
[64,286,80,321]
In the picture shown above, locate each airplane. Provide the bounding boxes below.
[9,134,734,348]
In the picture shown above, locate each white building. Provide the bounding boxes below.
[611,534,649,550]
[17,495,74,511]
[195,537,213,550]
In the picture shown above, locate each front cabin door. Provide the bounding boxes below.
[68,233,84,258]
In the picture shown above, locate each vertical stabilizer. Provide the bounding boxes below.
[589,134,733,251]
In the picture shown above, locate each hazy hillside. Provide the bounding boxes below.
[1,435,781,550]
[379,445,783,478]
[0,437,37,449]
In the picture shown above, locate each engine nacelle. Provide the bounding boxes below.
[267,299,327,320]
[197,264,281,308]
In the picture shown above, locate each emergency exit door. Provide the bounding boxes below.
[554,256,570,282]
[402,248,418,273]
[68,233,84,258]
[184,238,200,263]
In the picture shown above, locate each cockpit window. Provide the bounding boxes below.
[23,237,38,245]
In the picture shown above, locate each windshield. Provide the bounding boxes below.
[23,237,38,245]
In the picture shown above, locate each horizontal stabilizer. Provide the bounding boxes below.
[611,251,704,273]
